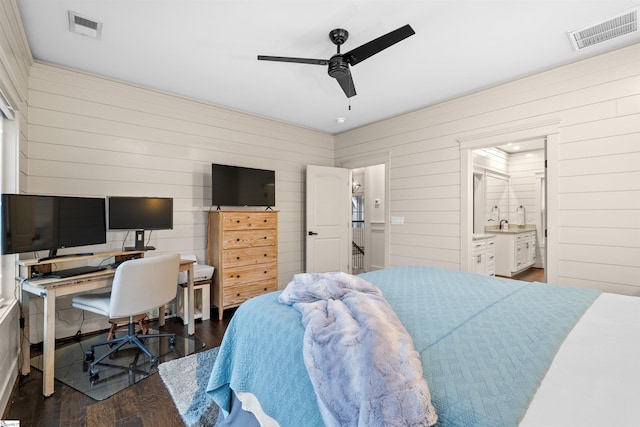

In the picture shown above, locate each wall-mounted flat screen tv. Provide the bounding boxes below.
[1,194,106,259]
[211,164,275,208]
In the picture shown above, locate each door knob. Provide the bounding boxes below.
[308,231,318,236]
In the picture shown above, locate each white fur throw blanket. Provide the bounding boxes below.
[278,272,438,427]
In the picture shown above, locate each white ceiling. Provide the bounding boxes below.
[496,138,545,154]
[16,1,640,135]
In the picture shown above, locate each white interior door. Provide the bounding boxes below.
[306,165,351,273]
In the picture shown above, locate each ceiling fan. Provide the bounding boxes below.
[257,24,415,98]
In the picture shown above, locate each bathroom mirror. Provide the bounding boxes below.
[485,174,509,227]
[473,171,510,233]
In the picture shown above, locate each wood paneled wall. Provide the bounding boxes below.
[23,62,334,339]
[335,42,640,296]
[26,62,334,286]
[0,0,31,413]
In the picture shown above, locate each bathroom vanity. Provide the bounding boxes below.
[472,233,496,276]
[490,227,537,277]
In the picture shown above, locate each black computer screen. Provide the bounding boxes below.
[1,194,106,256]
[108,197,173,230]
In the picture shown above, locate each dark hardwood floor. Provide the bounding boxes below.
[4,311,232,427]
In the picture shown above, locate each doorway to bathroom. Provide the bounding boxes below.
[471,140,547,282]
[459,118,561,284]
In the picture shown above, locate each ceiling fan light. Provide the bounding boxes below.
[256,24,413,99]
[328,55,349,78]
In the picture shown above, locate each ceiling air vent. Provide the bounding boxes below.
[68,11,102,39]
[568,7,638,50]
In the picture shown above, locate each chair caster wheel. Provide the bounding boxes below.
[169,337,175,346]
[149,357,158,366]
[85,350,94,362]
[89,369,99,380]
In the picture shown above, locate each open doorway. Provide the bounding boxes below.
[351,169,365,274]
[349,164,387,274]
[471,140,546,282]
[459,118,560,284]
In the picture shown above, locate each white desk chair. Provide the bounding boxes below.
[72,253,180,379]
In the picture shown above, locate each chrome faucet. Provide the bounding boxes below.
[500,219,509,230]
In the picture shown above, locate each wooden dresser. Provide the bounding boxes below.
[207,210,278,320]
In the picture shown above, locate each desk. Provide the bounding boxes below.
[18,251,196,397]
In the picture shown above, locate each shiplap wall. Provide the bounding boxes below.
[473,147,509,174]
[26,62,335,275]
[336,42,640,296]
[23,62,334,339]
[0,0,30,300]
[0,0,31,413]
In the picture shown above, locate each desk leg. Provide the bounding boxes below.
[20,288,31,376]
[187,264,195,336]
[42,288,56,397]
[158,304,165,327]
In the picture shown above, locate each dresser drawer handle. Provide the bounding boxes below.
[264,236,267,239]
[236,220,240,223]
[236,293,240,297]
[263,287,267,291]
[264,219,267,223]
[236,275,240,278]
[264,270,267,274]
[236,256,240,260]
[236,238,240,241]
[264,253,267,257]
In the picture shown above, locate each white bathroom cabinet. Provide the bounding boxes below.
[494,230,536,277]
[472,235,496,276]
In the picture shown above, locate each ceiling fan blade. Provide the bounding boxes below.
[335,72,356,98]
[343,24,415,66]
[257,55,329,66]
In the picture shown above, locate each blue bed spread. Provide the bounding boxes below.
[207,266,600,427]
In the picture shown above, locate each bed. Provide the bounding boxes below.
[206,265,640,426]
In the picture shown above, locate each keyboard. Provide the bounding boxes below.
[46,265,107,278]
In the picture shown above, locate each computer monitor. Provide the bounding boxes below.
[1,194,106,259]
[107,196,173,250]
